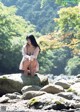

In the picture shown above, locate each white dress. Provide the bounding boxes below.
[19,44,39,72]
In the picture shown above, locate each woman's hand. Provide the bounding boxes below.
[24,55,31,60]
[30,55,35,61]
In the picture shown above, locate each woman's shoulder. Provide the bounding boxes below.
[35,46,40,51]
[35,46,39,49]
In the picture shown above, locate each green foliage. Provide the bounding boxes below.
[41,0,79,6]
[65,56,80,75]
[38,47,72,74]
[38,50,54,74]
[28,98,39,107]
[1,0,80,35]
[67,88,75,92]
[54,6,80,39]
[55,0,79,5]
[0,0,59,34]
[51,47,72,75]
[38,31,80,75]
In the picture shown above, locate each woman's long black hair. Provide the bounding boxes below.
[26,34,40,51]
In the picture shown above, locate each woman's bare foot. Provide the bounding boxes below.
[23,70,32,76]
[27,70,31,75]
[30,72,36,77]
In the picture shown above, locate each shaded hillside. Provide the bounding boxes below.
[0,0,60,34]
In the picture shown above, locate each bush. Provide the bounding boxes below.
[65,56,80,75]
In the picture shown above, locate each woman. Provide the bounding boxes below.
[19,34,40,76]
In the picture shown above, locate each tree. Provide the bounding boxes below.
[54,6,80,56]
[37,30,79,74]
[37,33,72,74]
[54,6,80,39]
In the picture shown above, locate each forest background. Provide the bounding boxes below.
[0,0,80,75]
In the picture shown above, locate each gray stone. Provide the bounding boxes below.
[76,74,80,78]
[27,93,75,110]
[57,92,75,100]
[40,84,64,94]
[21,85,41,94]
[55,80,70,89]
[0,96,9,103]
[4,93,17,99]
[4,92,22,100]
[22,91,46,100]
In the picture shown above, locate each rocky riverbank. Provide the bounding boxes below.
[0,73,80,112]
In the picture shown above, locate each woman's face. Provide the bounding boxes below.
[27,39,31,45]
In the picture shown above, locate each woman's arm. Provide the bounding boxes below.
[22,45,30,60]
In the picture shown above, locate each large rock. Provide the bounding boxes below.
[4,92,21,99]
[22,91,46,100]
[21,85,41,94]
[57,92,76,100]
[27,93,75,110]
[0,73,48,96]
[55,80,70,89]
[40,84,64,94]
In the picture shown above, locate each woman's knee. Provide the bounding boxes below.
[30,59,37,67]
[23,59,30,66]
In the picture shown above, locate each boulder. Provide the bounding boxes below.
[21,91,46,100]
[4,92,21,99]
[40,84,64,94]
[0,73,48,96]
[55,80,70,89]
[27,93,75,110]
[21,85,41,94]
[57,92,76,100]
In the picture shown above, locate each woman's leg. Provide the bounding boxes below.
[23,59,30,75]
[29,59,37,76]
